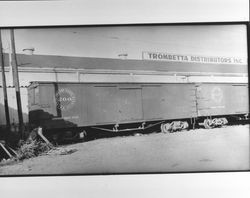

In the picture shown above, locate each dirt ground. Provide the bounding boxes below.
[0,125,249,175]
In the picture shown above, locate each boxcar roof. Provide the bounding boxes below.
[28,81,193,86]
[28,81,248,88]
[3,53,247,74]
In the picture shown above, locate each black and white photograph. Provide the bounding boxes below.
[0,0,250,197]
[0,24,249,175]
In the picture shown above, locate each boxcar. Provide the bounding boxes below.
[28,82,249,140]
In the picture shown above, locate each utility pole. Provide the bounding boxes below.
[0,29,11,132]
[10,29,24,139]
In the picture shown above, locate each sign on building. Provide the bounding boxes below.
[142,51,246,65]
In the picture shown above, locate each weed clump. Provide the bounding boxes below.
[17,139,52,160]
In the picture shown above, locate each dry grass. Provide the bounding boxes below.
[17,139,53,161]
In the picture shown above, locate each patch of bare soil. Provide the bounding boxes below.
[0,125,249,175]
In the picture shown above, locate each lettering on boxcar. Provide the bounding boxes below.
[55,88,76,111]
[62,116,80,120]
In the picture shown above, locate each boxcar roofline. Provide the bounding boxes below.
[28,81,248,86]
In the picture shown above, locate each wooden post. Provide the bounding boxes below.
[10,29,24,139]
[0,29,11,132]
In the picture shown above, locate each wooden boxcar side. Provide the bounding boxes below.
[196,83,249,117]
[86,84,144,125]
[141,84,197,120]
[28,82,198,130]
[28,82,249,132]
[29,82,88,130]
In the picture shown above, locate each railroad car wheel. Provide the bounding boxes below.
[79,130,87,141]
[221,118,228,125]
[161,121,189,133]
[161,123,172,133]
[203,119,213,129]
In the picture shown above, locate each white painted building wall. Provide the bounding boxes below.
[0,87,28,125]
